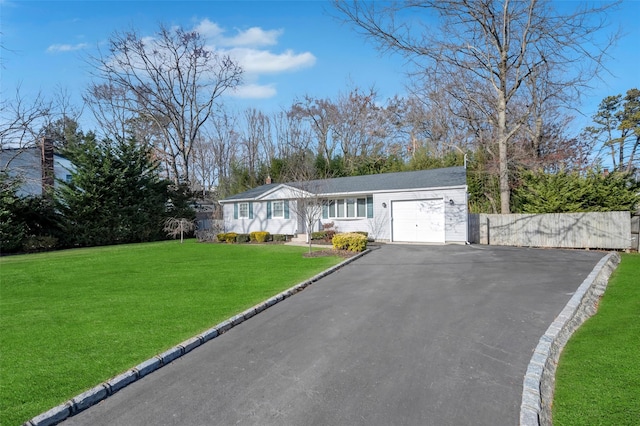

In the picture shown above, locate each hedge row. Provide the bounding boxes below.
[311,230,368,242]
[215,232,291,243]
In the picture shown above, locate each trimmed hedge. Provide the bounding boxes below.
[214,232,287,243]
[332,232,367,252]
[250,231,270,243]
[235,233,250,243]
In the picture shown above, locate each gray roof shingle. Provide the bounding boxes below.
[222,166,467,202]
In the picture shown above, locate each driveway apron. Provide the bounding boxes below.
[61,245,605,426]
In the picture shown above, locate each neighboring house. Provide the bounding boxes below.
[219,166,469,244]
[0,139,73,197]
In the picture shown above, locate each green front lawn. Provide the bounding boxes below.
[553,253,640,425]
[0,240,343,426]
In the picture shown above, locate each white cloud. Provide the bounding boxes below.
[228,48,316,74]
[194,19,282,48]
[224,27,283,47]
[230,83,277,99]
[193,18,225,39]
[46,43,88,53]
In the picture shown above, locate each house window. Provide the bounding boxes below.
[325,196,372,219]
[357,198,366,217]
[238,202,249,219]
[337,199,345,217]
[346,198,356,217]
[272,201,284,218]
[328,200,336,217]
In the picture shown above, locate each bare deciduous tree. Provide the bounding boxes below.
[163,217,196,243]
[86,23,243,187]
[335,0,619,213]
[290,95,339,172]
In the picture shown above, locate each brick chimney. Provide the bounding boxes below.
[41,137,55,196]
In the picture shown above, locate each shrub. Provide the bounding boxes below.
[22,236,58,253]
[224,232,238,243]
[216,233,227,243]
[311,231,327,240]
[250,231,270,243]
[332,232,367,252]
[353,231,368,238]
[272,234,288,242]
[235,233,250,243]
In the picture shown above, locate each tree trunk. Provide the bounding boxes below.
[498,97,511,214]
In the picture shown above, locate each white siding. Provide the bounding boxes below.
[320,187,468,243]
[222,201,298,235]
[223,185,468,243]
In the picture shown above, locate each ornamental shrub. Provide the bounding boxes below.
[235,233,250,243]
[273,234,287,242]
[332,232,367,252]
[311,231,327,240]
[250,231,270,243]
[216,233,227,242]
[324,230,336,242]
[224,232,238,243]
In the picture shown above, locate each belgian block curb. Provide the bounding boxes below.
[519,251,621,426]
[24,249,370,426]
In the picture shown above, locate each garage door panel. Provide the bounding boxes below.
[392,199,445,243]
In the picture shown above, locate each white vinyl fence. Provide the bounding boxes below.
[469,211,632,250]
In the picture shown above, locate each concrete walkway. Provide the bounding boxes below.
[60,245,605,426]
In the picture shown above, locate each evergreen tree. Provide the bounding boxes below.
[512,169,639,213]
[57,134,169,247]
[0,172,26,253]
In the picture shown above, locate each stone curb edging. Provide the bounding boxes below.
[24,249,370,426]
[519,251,621,426]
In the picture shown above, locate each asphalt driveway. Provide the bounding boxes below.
[61,244,605,426]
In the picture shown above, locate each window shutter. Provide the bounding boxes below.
[284,200,290,219]
[367,196,374,218]
[322,201,328,219]
[249,202,254,219]
[267,201,272,219]
[234,203,238,219]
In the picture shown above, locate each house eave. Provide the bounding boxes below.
[317,184,468,198]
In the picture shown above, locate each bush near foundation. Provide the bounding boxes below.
[235,233,250,243]
[250,231,270,242]
[332,232,367,252]
[224,232,238,243]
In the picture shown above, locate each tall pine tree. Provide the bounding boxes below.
[57,134,169,247]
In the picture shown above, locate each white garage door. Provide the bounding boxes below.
[391,199,445,243]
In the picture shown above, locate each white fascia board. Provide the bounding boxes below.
[218,184,313,204]
[317,184,468,198]
[257,184,313,200]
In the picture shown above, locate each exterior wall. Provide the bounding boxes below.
[0,148,73,197]
[223,185,469,243]
[222,201,298,235]
[468,211,631,249]
[320,186,468,243]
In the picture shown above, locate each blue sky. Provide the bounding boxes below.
[1,0,638,133]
